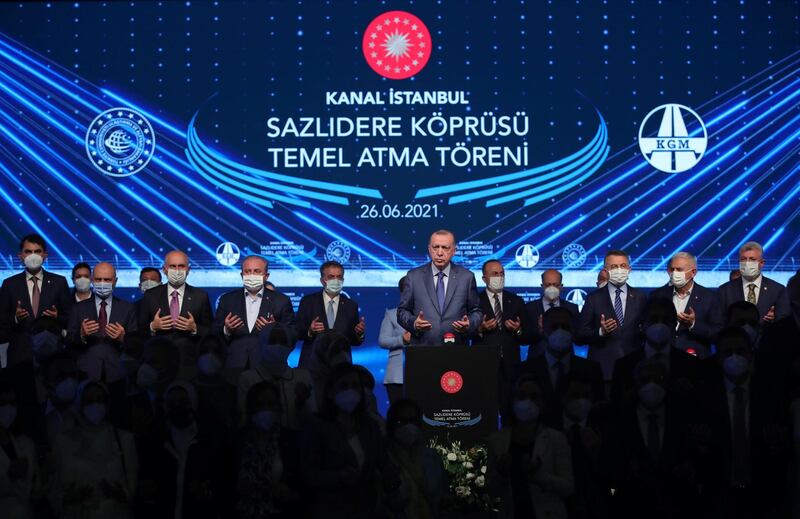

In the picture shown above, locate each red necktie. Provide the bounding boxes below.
[31,276,40,317]
[98,299,108,336]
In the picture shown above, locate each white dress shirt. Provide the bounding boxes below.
[322,291,339,323]
[244,288,264,332]
[431,263,452,295]
[26,271,42,303]
[167,283,187,311]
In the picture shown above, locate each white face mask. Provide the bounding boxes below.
[74,277,91,293]
[670,271,690,289]
[93,281,113,299]
[167,268,187,287]
[325,279,343,296]
[487,276,504,292]
[543,286,560,301]
[608,267,629,286]
[140,279,160,293]
[24,253,43,271]
[243,274,264,292]
[739,260,760,280]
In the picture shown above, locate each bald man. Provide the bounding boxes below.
[137,250,213,375]
[67,262,137,386]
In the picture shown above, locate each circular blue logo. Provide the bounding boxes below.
[514,244,539,269]
[85,107,156,177]
[566,288,588,312]
[325,240,351,264]
[562,243,587,268]
[216,241,241,266]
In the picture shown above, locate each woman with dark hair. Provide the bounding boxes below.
[384,398,446,519]
[300,362,385,519]
[236,381,304,519]
[486,374,573,519]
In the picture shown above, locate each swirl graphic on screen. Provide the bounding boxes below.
[85,107,155,177]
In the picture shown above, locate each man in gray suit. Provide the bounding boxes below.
[397,229,482,344]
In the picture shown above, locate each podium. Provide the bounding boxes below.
[404,344,500,446]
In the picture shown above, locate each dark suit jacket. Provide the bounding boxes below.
[213,288,297,369]
[472,289,527,374]
[578,284,646,381]
[397,262,482,345]
[295,291,363,367]
[717,275,791,323]
[648,283,722,358]
[610,347,700,407]
[137,283,213,367]
[0,269,71,366]
[788,270,800,328]
[518,353,604,428]
[523,297,581,357]
[66,294,137,348]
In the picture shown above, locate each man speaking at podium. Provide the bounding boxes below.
[397,229,482,345]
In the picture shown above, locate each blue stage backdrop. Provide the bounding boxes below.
[0,1,798,409]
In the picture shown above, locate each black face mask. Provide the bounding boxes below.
[167,406,194,429]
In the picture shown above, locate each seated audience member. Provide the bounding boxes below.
[605,360,708,518]
[354,364,385,433]
[136,382,224,519]
[519,306,603,428]
[236,381,304,519]
[611,298,699,406]
[0,381,42,519]
[306,330,352,409]
[42,352,82,446]
[300,362,385,519]
[378,277,410,405]
[237,323,314,431]
[384,398,446,519]
[486,373,574,519]
[52,381,137,519]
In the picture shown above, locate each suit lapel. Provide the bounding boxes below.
[181,285,193,316]
[424,264,440,316]
[442,266,458,314]
[16,274,34,314]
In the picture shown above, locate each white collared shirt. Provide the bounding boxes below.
[672,285,692,316]
[94,294,113,317]
[26,271,42,303]
[542,297,560,311]
[167,283,187,312]
[608,282,628,317]
[742,275,762,305]
[244,288,264,332]
[431,262,452,295]
[487,289,504,313]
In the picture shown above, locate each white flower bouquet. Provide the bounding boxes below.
[429,438,499,513]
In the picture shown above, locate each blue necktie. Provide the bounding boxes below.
[326,299,336,329]
[614,288,624,326]
[436,271,446,313]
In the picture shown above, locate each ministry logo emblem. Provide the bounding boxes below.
[638,104,706,173]
[86,108,155,177]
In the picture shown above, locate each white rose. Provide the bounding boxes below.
[447,452,458,462]
[466,472,475,480]
[481,465,487,474]
[475,475,485,487]
[464,461,474,469]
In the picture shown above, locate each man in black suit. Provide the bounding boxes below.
[578,249,646,382]
[295,260,365,368]
[137,250,213,377]
[610,298,699,406]
[697,326,791,518]
[717,241,791,325]
[519,306,604,428]
[67,261,136,382]
[788,269,800,328]
[0,233,71,416]
[472,259,526,419]
[524,268,580,358]
[213,255,296,370]
[648,251,722,358]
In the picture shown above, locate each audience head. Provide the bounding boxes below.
[667,251,697,290]
[729,269,741,282]
[386,398,423,447]
[642,298,677,350]
[44,351,81,407]
[634,359,668,411]
[245,381,282,433]
[725,301,760,345]
[310,330,351,374]
[716,326,754,384]
[321,362,366,419]
[241,255,269,294]
[137,337,180,393]
[603,249,631,287]
[164,382,198,431]
[163,250,190,288]
[541,269,564,302]
[510,373,543,426]
[738,241,764,281]
[18,233,47,273]
[0,382,19,432]
[596,269,609,289]
[543,307,575,359]
[481,260,505,293]
[258,322,292,367]
[77,380,109,426]
[428,229,456,270]
[30,315,62,361]
[139,266,161,293]
[71,262,92,294]
[196,334,225,378]
[320,260,344,296]
[561,373,595,424]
